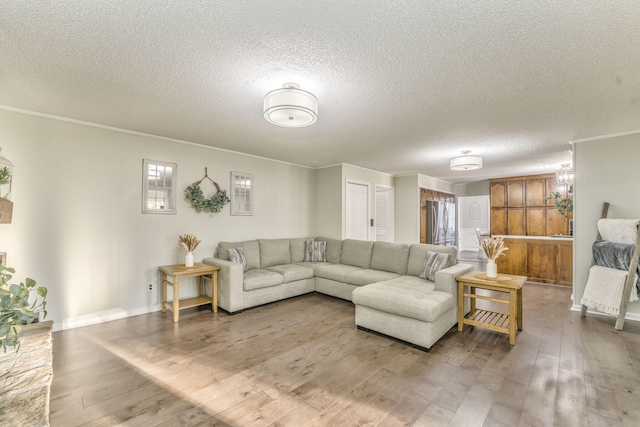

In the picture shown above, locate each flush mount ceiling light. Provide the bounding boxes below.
[450,150,483,171]
[556,163,573,186]
[263,82,318,127]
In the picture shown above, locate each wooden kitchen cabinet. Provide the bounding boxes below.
[490,182,506,207]
[491,208,507,235]
[525,178,546,207]
[526,208,546,236]
[507,180,525,207]
[507,208,526,235]
[546,207,568,236]
[497,237,572,286]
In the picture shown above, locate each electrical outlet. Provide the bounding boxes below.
[148,283,153,292]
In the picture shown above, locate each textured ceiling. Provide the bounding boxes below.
[1,1,639,183]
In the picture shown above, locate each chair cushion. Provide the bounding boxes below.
[344,269,400,286]
[264,264,315,283]
[258,239,291,268]
[340,239,374,268]
[243,269,284,291]
[370,242,409,274]
[314,264,363,282]
[352,278,453,323]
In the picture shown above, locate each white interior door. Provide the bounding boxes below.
[346,181,369,240]
[375,186,394,242]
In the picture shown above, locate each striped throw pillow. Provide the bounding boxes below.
[228,247,249,272]
[304,240,327,262]
[419,251,451,281]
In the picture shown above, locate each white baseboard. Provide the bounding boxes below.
[54,304,162,332]
[570,304,640,323]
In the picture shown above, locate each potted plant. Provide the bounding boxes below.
[546,185,574,219]
[481,237,509,278]
[0,266,47,352]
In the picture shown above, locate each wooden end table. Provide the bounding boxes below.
[456,270,526,345]
[159,264,221,322]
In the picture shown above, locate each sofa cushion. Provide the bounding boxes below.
[407,244,458,277]
[258,239,291,268]
[419,251,451,281]
[340,239,374,268]
[227,247,249,272]
[289,237,313,263]
[344,269,400,286]
[314,264,363,282]
[352,279,454,322]
[304,240,326,262]
[217,240,261,270]
[370,242,410,274]
[243,269,284,291]
[316,237,343,264]
[264,264,315,283]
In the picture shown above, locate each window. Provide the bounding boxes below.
[230,171,253,215]
[143,159,177,214]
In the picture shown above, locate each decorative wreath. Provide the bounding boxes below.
[185,183,230,213]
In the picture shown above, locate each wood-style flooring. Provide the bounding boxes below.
[50,283,640,426]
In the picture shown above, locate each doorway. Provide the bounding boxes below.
[345,180,370,240]
[375,185,394,242]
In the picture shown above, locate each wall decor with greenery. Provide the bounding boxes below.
[0,267,47,352]
[185,168,230,213]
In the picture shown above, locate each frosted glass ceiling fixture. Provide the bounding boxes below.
[556,163,573,186]
[263,82,318,127]
[450,150,483,171]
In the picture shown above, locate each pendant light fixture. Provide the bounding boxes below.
[263,83,318,127]
[556,163,573,186]
[450,150,483,171]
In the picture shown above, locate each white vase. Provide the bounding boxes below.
[185,252,194,267]
[486,260,497,278]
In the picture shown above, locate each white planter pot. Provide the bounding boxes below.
[486,260,498,278]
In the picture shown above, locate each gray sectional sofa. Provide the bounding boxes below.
[203,237,472,349]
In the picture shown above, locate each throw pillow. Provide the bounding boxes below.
[228,247,249,272]
[304,240,327,262]
[419,251,451,281]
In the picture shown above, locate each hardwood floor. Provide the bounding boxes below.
[50,283,640,426]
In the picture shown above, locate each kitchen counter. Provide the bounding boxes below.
[493,234,573,241]
[494,236,573,286]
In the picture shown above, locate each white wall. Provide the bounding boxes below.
[394,175,420,244]
[573,133,640,321]
[0,109,316,330]
[315,165,342,239]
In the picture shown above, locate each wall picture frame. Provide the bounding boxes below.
[230,171,253,216]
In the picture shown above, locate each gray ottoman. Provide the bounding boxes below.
[352,276,457,350]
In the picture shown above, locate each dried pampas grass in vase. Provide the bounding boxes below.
[179,234,200,267]
[481,237,508,278]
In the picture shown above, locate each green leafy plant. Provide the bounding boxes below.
[185,184,230,213]
[545,185,574,218]
[0,167,11,186]
[0,266,47,352]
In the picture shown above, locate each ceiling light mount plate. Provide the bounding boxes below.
[450,150,483,171]
[263,82,318,127]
